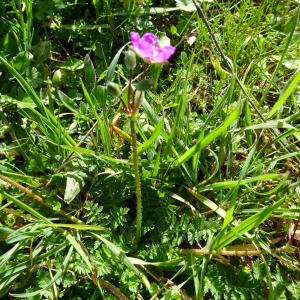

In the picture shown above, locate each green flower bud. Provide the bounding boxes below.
[124,49,136,71]
[107,81,122,97]
[52,69,62,87]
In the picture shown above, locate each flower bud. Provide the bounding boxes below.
[107,81,122,98]
[124,49,136,71]
[52,69,62,87]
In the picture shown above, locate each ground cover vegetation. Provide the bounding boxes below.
[0,0,299,298]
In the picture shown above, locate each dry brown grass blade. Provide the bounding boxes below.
[97,278,129,300]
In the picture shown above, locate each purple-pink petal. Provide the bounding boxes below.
[141,33,159,47]
[130,31,176,63]
[130,32,140,47]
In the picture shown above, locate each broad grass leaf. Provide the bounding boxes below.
[65,234,93,272]
[137,118,164,154]
[106,43,128,83]
[187,187,227,219]
[6,230,41,244]
[176,108,240,166]
[92,85,107,109]
[268,68,300,119]
[0,227,15,241]
[84,54,96,93]
[211,57,230,79]
[32,40,51,64]
[0,263,29,293]
[212,197,286,249]
[58,90,79,113]
[197,173,283,192]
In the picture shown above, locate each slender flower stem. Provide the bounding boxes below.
[127,75,132,113]
[130,116,142,247]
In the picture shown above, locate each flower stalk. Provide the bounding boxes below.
[127,75,143,248]
[129,114,142,246]
[108,32,175,248]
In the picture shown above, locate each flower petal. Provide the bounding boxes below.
[130,31,176,64]
[140,33,159,47]
[130,32,140,42]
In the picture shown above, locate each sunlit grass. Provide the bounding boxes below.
[0,0,299,298]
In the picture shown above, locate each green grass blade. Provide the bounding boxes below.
[6,230,41,244]
[93,234,152,292]
[128,257,184,267]
[197,173,284,191]
[0,54,75,146]
[141,96,160,124]
[0,169,39,187]
[243,99,253,146]
[58,90,92,122]
[65,234,93,272]
[106,43,129,83]
[245,175,288,196]
[260,3,300,105]
[10,246,73,298]
[58,145,128,164]
[243,120,295,130]
[84,54,96,93]
[176,108,240,166]
[0,55,44,112]
[137,117,164,154]
[5,193,95,276]
[81,80,111,154]
[212,197,286,249]
[267,68,300,119]
[3,192,51,224]
[187,187,227,219]
[164,71,189,155]
[0,243,22,267]
[223,146,257,228]
[34,223,107,231]
[0,262,29,292]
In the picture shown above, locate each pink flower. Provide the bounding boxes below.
[130,32,176,64]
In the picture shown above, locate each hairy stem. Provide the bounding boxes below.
[130,116,142,246]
